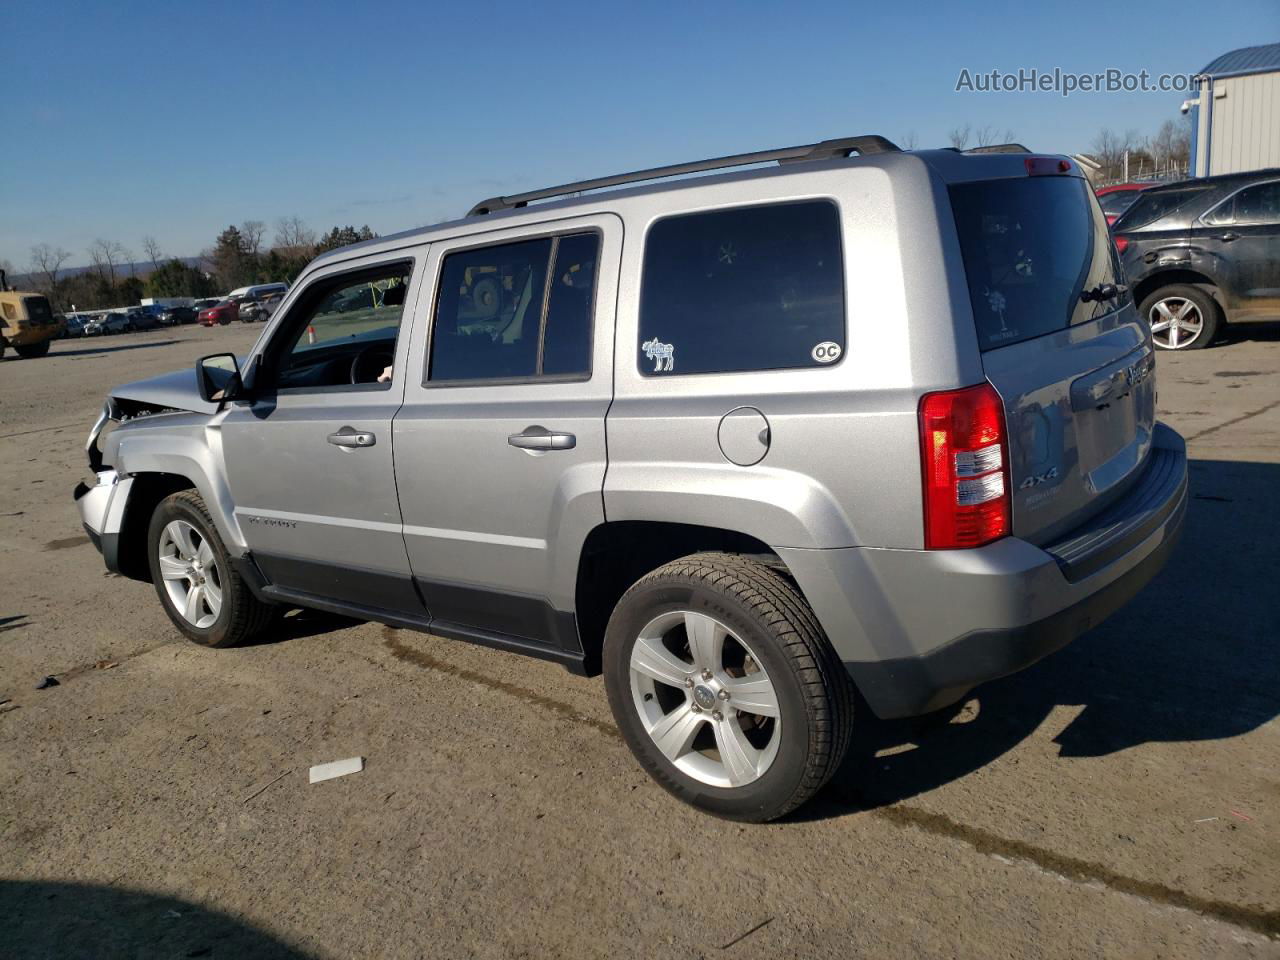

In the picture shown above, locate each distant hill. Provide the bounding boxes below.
[6,256,205,288]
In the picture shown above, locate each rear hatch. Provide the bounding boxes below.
[949,171,1155,545]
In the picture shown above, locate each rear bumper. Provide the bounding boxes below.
[74,470,132,573]
[779,423,1188,718]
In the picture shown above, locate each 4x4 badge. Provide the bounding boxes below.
[642,338,675,372]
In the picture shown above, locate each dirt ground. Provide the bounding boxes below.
[1,321,1278,959]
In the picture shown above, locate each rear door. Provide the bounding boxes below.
[950,173,1155,545]
[1199,178,1280,321]
[393,215,619,651]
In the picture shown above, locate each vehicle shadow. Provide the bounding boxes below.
[1219,319,1280,345]
[801,457,1280,818]
[238,607,364,647]
[0,880,313,959]
[47,339,181,358]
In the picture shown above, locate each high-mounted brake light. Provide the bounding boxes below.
[919,383,1010,549]
[1024,156,1072,176]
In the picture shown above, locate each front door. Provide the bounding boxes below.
[393,216,620,653]
[220,250,427,614]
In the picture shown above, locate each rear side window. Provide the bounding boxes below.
[1203,180,1280,225]
[429,233,599,382]
[1097,189,1142,217]
[638,200,845,376]
[1114,185,1211,230]
[951,177,1122,351]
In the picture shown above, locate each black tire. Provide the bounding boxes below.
[146,490,275,648]
[603,552,853,822]
[1139,284,1221,351]
[15,340,51,358]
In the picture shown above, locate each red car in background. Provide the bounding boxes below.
[1095,183,1156,226]
[198,300,239,326]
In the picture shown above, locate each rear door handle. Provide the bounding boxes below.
[1220,232,1239,242]
[508,426,576,451]
[327,429,376,448]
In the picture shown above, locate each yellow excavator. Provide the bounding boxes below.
[0,269,63,359]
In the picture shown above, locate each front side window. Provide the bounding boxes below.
[272,263,412,391]
[637,201,845,376]
[429,233,599,382]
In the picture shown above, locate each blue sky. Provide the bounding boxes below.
[3,0,1275,268]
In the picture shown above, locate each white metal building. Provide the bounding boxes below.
[1186,42,1280,177]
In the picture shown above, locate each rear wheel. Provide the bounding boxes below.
[15,340,51,358]
[147,491,275,648]
[1140,284,1220,350]
[603,553,853,821]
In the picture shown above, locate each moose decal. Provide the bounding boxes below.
[641,338,675,372]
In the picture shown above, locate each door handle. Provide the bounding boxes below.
[327,429,376,448]
[1220,232,1239,242]
[508,426,576,451]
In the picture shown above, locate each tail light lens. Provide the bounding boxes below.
[919,383,1010,549]
[1113,234,1129,254]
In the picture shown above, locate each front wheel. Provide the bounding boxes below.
[15,340,51,358]
[603,553,853,821]
[147,490,275,647]
[1140,284,1221,350]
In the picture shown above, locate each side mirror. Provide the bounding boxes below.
[196,353,246,405]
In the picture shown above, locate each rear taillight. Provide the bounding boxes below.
[1113,234,1129,254]
[919,383,1010,549]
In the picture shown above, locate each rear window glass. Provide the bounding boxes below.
[638,200,845,376]
[1097,189,1142,216]
[950,177,1121,351]
[1113,185,1211,230]
[23,296,53,323]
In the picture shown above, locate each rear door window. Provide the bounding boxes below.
[950,177,1122,351]
[637,200,845,375]
[1203,181,1280,225]
[1114,185,1212,231]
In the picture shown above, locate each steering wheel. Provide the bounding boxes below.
[349,346,395,385]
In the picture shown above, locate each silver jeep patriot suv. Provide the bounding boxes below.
[76,136,1188,821]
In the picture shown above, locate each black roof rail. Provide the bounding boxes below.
[964,143,1032,154]
[467,135,900,216]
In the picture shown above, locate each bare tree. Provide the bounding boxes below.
[947,124,971,150]
[898,131,918,149]
[240,220,266,258]
[974,126,1017,148]
[142,235,164,270]
[29,243,72,293]
[89,238,128,286]
[273,215,315,252]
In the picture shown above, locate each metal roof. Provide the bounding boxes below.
[1201,42,1280,78]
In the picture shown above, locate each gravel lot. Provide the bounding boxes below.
[1,322,1278,958]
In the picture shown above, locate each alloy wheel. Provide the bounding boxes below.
[1148,296,1204,349]
[157,519,223,628]
[628,610,781,788]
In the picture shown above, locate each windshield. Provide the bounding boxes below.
[950,176,1122,351]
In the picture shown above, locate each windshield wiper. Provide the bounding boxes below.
[1080,282,1128,303]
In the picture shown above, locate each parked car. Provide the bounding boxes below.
[82,312,131,336]
[77,135,1187,821]
[198,300,239,326]
[225,282,289,302]
[1095,182,1156,226]
[59,314,87,338]
[160,306,198,326]
[1112,167,1280,349]
[128,306,164,331]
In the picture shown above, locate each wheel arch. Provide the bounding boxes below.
[1132,270,1226,321]
[114,472,199,581]
[573,520,793,675]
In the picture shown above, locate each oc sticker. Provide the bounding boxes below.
[811,341,842,364]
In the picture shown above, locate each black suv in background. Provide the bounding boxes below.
[1113,169,1280,350]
